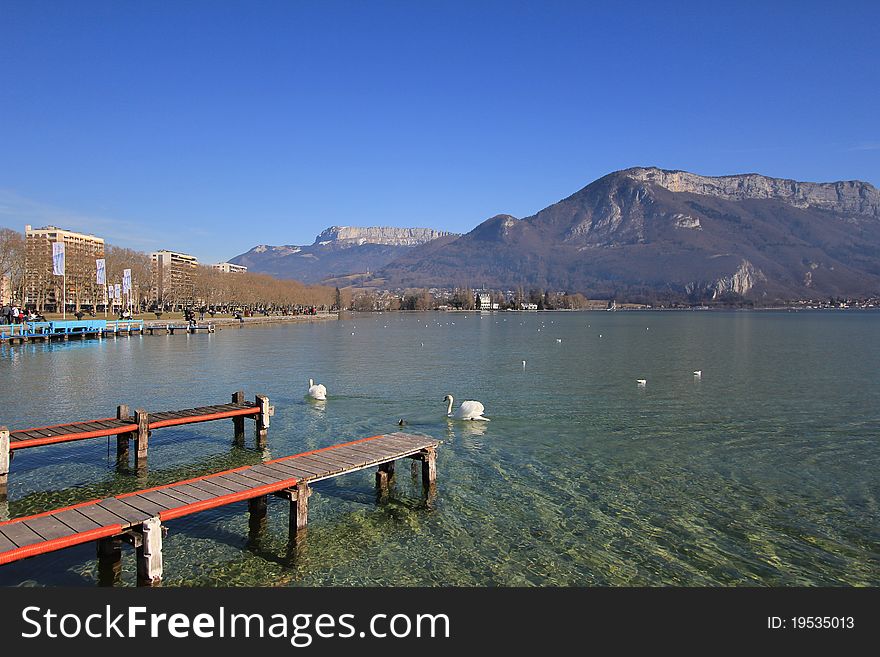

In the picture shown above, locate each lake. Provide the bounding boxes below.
[1,311,878,586]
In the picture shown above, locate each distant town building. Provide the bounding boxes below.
[24,224,105,311]
[150,249,199,307]
[475,291,492,310]
[211,262,248,274]
[520,302,538,311]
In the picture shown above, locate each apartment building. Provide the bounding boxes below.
[24,224,105,311]
[211,262,248,274]
[150,249,199,308]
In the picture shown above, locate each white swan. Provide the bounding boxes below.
[307,378,327,401]
[444,394,489,421]
[636,379,647,386]
[693,370,702,378]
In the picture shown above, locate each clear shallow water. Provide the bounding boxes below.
[0,311,878,587]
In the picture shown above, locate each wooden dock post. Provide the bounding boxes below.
[135,409,149,467]
[96,536,122,586]
[421,446,437,486]
[232,390,245,445]
[115,404,130,465]
[0,426,9,502]
[136,517,163,586]
[376,460,395,497]
[289,481,310,539]
[417,446,437,502]
[248,495,268,537]
[255,394,270,447]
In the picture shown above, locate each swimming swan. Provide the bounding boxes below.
[308,378,327,400]
[444,394,489,421]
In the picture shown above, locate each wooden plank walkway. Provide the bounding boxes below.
[145,323,215,335]
[0,392,272,501]
[0,320,144,344]
[7,402,260,450]
[0,432,439,580]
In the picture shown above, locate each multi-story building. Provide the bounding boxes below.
[211,262,248,274]
[24,224,105,311]
[150,250,199,308]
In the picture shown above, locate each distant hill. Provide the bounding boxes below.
[229,226,456,284]
[372,167,880,302]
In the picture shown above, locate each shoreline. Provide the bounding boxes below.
[143,312,339,328]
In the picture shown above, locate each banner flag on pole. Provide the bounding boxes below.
[122,268,132,294]
[52,242,65,276]
[96,259,106,285]
[108,285,114,300]
[115,283,121,299]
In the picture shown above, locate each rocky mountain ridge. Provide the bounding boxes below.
[626,167,880,217]
[314,226,453,247]
[371,167,880,301]
[230,226,457,284]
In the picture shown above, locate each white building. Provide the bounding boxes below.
[211,262,248,274]
[150,250,199,306]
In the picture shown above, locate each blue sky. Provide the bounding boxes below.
[1,0,878,264]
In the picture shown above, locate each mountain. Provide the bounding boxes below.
[372,167,880,302]
[229,226,456,284]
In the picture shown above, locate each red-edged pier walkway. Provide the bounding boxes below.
[0,391,272,498]
[0,432,439,584]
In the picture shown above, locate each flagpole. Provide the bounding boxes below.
[63,271,66,320]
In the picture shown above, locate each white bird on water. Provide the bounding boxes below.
[693,370,702,378]
[307,378,327,401]
[444,394,490,421]
[636,379,647,387]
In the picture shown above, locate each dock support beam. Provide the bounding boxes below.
[248,495,268,538]
[136,517,163,586]
[116,404,130,465]
[232,390,245,445]
[255,394,270,448]
[135,409,149,468]
[376,460,395,497]
[97,536,122,586]
[288,482,310,539]
[0,426,9,502]
[421,446,437,488]
[408,447,437,502]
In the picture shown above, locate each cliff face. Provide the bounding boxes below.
[626,167,880,217]
[375,167,880,301]
[229,226,455,283]
[315,226,453,247]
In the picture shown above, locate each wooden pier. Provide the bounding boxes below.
[0,391,272,499]
[0,319,144,344]
[0,432,439,585]
[145,323,216,335]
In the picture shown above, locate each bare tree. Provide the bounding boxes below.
[0,228,25,304]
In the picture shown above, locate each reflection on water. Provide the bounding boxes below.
[1,311,879,586]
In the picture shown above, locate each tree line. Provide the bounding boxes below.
[0,227,342,313]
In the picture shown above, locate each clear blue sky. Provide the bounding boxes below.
[1,0,878,264]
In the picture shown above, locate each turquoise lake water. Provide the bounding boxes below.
[0,311,878,586]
